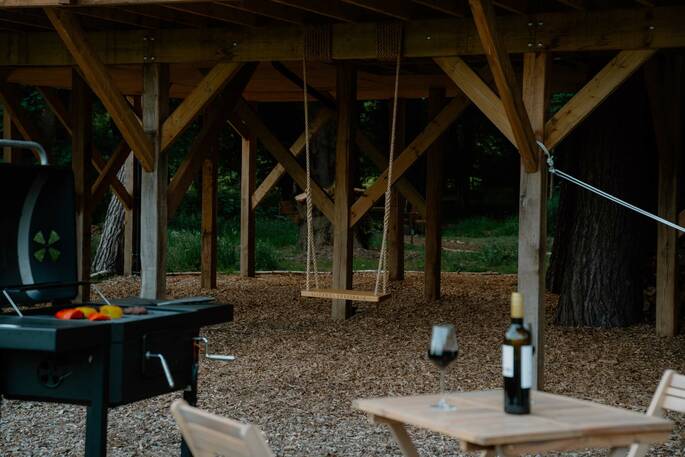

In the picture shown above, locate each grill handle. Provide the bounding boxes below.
[145,351,175,389]
[194,336,236,362]
[0,140,49,165]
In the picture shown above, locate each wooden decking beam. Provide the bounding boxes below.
[545,50,656,150]
[271,0,360,22]
[3,8,685,65]
[214,0,304,25]
[231,98,335,222]
[350,94,469,227]
[45,7,155,171]
[164,4,258,28]
[412,0,465,16]
[469,0,538,172]
[340,0,412,20]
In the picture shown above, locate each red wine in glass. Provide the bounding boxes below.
[428,324,459,411]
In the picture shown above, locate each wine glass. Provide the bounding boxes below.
[427,324,459,411]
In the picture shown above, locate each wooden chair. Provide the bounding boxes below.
[170,399,275,457]
[627,369,685,457]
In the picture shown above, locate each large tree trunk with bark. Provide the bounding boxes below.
[92,166,127,274]
[547,75,656,327]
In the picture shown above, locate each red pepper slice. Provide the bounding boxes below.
[88,312,111,321]
[55,308,85,320]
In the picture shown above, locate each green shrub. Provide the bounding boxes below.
[168,230,201,271]
[444,216,519,238]
[478,238,518,271]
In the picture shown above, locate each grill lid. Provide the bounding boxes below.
[0,163,78,306]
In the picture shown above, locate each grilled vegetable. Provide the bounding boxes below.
[123,306,148,315]
[55,308,85,320]
[99,305,123,319]
[88,312,111,321]
[75,306,97,318]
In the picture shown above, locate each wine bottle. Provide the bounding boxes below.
[503,292,532,414]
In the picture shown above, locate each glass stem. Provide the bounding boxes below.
[440,368,446,399]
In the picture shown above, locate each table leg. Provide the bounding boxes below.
[386,422,420,457]
[85,350,109,457]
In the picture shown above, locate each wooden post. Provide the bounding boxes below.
[388,98,407,281]
[71,70,93,302]
[332,62,357,320]
[425,87,446,302]
[646,55,682,337]
[240,132,256,277]
[519,52,550,389]
[123,151,140,276]
[201,137,219,289]
[3,110,18,163]
[140,63,169,299]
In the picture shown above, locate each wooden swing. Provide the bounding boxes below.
[300,25,402,304]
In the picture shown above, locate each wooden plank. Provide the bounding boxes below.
[370,417,420,457]
[161,62,241,152]
[215,0,304,25]
[240,131,256,278]
[388,99,406,281]
[0,80,46,160]
[434,57,514,144]
[519,52,550,389]
[45,7,155,171]
[231,98,335,222]
[271,0,360,22]
[545,50,656,150]
[71,70,92,302]
[645,54,682,337]
[251,108,333,209]
[341,0,412,20]
[164,4,258,27]
[350,94,469,227]
[301,289,391,303]
[201,140,218,289]
[425,87,446,302]
[122,152,139,276]
[4,8,685,66]
[412,0,465,16]
[90,140,132,208]
[469,0,538,172]
[2,109,19,163]
[332,62,356,320]
[140,62,169,299]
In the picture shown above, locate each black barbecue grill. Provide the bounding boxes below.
[0,142,234,456]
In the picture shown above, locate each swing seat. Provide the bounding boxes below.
[300,288,391,303]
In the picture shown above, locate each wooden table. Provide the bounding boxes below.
[353,390,673,456]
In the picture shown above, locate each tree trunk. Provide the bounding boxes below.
[548,75,656,327]
[92,166,127,274]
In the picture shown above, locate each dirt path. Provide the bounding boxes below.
[1,273,683,456]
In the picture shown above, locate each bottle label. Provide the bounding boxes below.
[502,345,514,378]
[521,345,533,389]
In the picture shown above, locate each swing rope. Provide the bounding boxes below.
[303,53,319,290]
[538,141,685,234]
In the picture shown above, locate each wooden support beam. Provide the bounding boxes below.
[231,98,335,222]
[164,4,258,27]
[434,57,514,144]
[251,108,333,209]
[332,62,357,320]
[388,99,407,281]
[71,70,92,302]
[201,138,219,289]
[123,152,140,276]
[341,0,412,20]
[5,8,685,66]
[161,62,241,152]
[38,85,133,208]
[555,0,584,9]
[240,131,256,278]
[214,0,304,25]
[0,81,46,161]
[519,52,550,389]
[2,109,19,163]
[645,54,682,337]
[140,62,169,299]
[544,50,656,150]
[469,0,538,172]
[425,87,446,302]
[350,95,469,227]
[412,0,465,16]
[45,7,155,171]
[271,0,360,22]
[167,98,226,219]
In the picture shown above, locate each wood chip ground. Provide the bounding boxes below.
[1,273,683,456]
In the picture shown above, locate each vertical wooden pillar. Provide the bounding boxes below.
[123,152,140,276]
[646,55,682,337]
[388,98,407,281]
[332,62,357,320]
[519,52,550,388]
[140,63,169,299]
[71,70,93,302]
[425,87,446,302]
[201,138,219,289]
[240,133,256,277]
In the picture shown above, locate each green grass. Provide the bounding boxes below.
[164,215,525,274]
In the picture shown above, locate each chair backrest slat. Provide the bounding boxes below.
[662,393,685,413]
[670,372,685,390]
[665,386,685,401]
[171,399,275,457]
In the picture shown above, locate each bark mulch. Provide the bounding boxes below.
[1,273,683,456]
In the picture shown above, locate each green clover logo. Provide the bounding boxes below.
[33,230,61,263]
